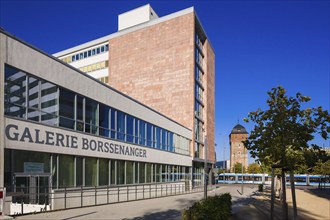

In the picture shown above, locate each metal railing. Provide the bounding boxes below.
[6,182,214,216]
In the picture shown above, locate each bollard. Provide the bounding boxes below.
[95,186,97,205]
[107,185,109,204]
[21,195,23,214]
[64,187,67,209]
[81,186,83,207]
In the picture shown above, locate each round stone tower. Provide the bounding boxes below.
[229,124,248,172]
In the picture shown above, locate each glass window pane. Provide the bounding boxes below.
[156,164,161,182]
[85,98,98,134]
[27,76,39,109]
[76,157,83,187]
[11,149,50,173]
[110,160,116,185]
[4,65,27,108]
[76,95,83,121]
[162,164,167,182]
[59,88,75,119]
[85,157,97,187]
[117,111,125,141]
[162,130,167,150]
[40,81,58,114]
[41,112,57,126]
[117,160,125,185]
[99,104,110,137]
[134,119,139,144]
[99,158,109,186]
[85,98,98,125]
[126,161,134,184]
[111,109,116,139]
[156,127,161,149]
[146,163,151,183]
[135,162,139,183]
[139,121,146,145]
[126,115,134,143]
[27,107,39,122]
[59,116,75,129]
[59,155,74,188]
[146,124,152,147]
[139,162,145,184]
[5,103,26,118]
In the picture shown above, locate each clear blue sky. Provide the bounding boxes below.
[1,0,329,163]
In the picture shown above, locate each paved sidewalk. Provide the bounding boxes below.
[4,185,329,219]
[10,185,255,220]
[231,186,330,220]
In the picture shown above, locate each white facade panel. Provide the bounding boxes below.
[5,118,192,166]
[118,4,158,31]
[69,52,108,69]
[89,68,108,79]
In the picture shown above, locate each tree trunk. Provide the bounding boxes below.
[271,168,275,220]
[281,169,288,220]
[290,170,297,219]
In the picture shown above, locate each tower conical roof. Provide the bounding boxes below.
[231,124,248,134]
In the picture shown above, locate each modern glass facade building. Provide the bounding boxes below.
[0,28,193,211]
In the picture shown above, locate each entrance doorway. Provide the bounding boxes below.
[13,173,51,204]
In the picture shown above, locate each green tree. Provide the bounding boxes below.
[247,163,261,174]
[244,86,330,171]
[313,159,330,175]
[233,162,245,173]
[243,86,330,218]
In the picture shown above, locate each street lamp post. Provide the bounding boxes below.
[204,136,208,199]
[241,147,245,195]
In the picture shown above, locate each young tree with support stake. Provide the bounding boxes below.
[243,86,330,220]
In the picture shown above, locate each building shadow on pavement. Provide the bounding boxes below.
[230,190,329,220]
[302,187,330,200]
[123,197,202,220]
[125,209,181,220]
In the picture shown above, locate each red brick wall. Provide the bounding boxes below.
[230,133,249,171]
[108,13,195,130]
[205,40,215,163]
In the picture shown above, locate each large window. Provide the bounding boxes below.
[139,162,145,184]
[126,115,134,143]
[99,158,109,186]
[85,98,98,134]
[59,155,74,188]
[85,157,97,186]
[117,160,125,185]
[117,111,125,141]
[4,65,190,156]
[59,88,75,129]
[126,161,134,184]
[76,157,83,187]
[99,104,110,137]
[4,65,27,118]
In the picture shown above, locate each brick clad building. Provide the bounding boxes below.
[54,4,215,185]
